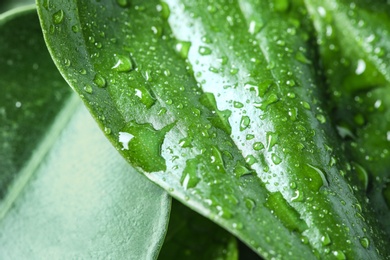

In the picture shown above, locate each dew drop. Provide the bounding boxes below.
[175,41,191,59]
[199,46,212,55]
[253,142,264,151]
[360,237,370,249]
[233,101,244,108]
[332,250,346,260]
[321,233,331,246]
[316,114,326,124]
[52,10,64,24]
[355,59,366,75]
[116,0,129,7]
[271,153,282,165]
[245,155,257,166]
[84,85,93,94]
[244,198,256,211]
[112,54,133,72]
[240,116,250,131]
[93,73,106,88]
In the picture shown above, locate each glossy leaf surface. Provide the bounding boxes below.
[37,0,390,259]
[0,7,170,259]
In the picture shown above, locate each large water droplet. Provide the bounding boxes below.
[134,87,156,108]
[112,54,133,72]
[321,233,331,246]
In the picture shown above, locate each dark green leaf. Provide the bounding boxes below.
[0,7,170,259]
[159,199,238,260]
[36,0,390,259]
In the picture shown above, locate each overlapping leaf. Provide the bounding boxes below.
[0,6,170,259]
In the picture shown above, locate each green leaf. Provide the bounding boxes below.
[36,0,390,259]
[0,6,170,259]
[305,0,390,92]
[159,199,238,260]
[0,0,35,13]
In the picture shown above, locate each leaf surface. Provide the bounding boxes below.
[0,7,170,259]
[36,0,390,259]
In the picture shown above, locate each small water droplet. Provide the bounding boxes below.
[332,250,346,260]
[291,190,304,202]
[271,154,282,165]
[52,10,64,24]
[244,198,256,211]
[248,20,263,35]
[252,142,264,151]
[360,237,370,249]
[233,101,244,108]
[233,161,252,178]
[175,41,191,59]
[240,116,250,131]
[84,85,93,94]
[266,132,278,151]
[93,73,106,88]
[199,46,212,55]
[71,25,79,33]
[316,114,326,124]
[355,59,366,75]
[245,155,257,166]
[321,233,331,246]
[116,0,129,7]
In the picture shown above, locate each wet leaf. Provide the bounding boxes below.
[36,0,390,259]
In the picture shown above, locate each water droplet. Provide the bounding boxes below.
[360,237,370,249]
[295,51,311,64]
[248,20,263,35]
[84,85,93,94]
[352,162,369,190]
[175,41,191,59]
[332,250,346,260]
[93,73,106,88]
[112,54,133,72]
[211,146,226,173]
[199,46,212,55]
[233,101,244,108]
[253,142,264,151]
[104,127,111,135]
[240,116,250,131]
[181,158,201,190]
[157,2,170,19]
[291,190,304,202]
[179,136,193,148]
[116,0,129,7]
[71,25,79,33]
[234,161,252,178]
[134,87,156,108]
[244,198,256,211]
[271,154,282,165]
[245,155,257,166]
[355,59,366,75]
[272,0,289,12]
[52,10,64,24]
[316,114,326,124]
[321,233,331,246]
[254,93,279,110]
[307,164,329,189]
[266,132,278,151]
